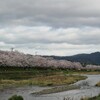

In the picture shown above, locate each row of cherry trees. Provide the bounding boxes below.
[0,50,100,70]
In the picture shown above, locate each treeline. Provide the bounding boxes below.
[0,50,100,70]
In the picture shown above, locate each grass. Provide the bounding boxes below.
[81,94,100,100]
[30,74,87,86]
[66,70,100,75]
[0,74,87,89]
[0,67,87,89]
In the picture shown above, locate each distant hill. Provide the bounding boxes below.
[43,52,100,65]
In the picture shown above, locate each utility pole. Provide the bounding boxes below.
[11,47,14,52]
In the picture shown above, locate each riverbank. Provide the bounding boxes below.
[1,74,100,100]
[32,85,79,95]
[0,67,87,89]
[0,73,86,90]
[81,94,100,100]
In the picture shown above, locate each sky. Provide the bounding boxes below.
[0,0,100,56]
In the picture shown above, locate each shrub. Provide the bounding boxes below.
[8,95,24,100]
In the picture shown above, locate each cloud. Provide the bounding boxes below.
[0,26,100,44]
[0,26,100,55]
[0,0,100,55]
[0,0,100,27]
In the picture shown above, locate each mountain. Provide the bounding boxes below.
[43,52,100,65]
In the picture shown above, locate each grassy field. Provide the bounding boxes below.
[0,67,88,89]
[71,71,100,75]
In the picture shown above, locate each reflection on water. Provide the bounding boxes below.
[0,75,100,100]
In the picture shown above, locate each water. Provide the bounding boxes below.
[0,75,100,100]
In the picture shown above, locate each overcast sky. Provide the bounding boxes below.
[0,0,100,56]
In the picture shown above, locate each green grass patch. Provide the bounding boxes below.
[72,71,100,75]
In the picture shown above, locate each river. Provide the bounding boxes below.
[0,75,100,100]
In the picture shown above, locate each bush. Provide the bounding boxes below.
[8,95,24,100]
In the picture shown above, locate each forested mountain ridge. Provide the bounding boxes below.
[44,52,100,65]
